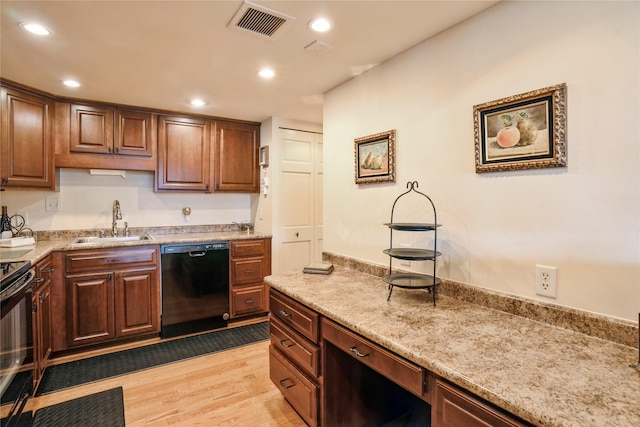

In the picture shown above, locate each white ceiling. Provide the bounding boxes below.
[1,1,499,124]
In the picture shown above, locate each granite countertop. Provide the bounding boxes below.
[0,230,270,265]
[265,266,640,427]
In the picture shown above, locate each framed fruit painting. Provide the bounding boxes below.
[473,83,567,173]
[355,129,396,184]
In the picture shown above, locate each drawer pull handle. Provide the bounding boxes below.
[279,379,295,389]
[280,339,294,348]
[245,299,254,304]
[279,309,291,318]
[244,269,254,274]
[350,346,369,358]
[42,267,54,273]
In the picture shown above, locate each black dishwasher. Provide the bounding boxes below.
[160,241,229,338]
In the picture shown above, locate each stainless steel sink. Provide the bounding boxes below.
[70,235,154,245]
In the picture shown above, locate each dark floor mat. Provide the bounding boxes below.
[32,387,124,427]
[37,321,269,396]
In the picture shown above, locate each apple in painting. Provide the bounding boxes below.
[496,126,520,148]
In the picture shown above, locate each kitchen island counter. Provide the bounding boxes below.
[265,266,640,427]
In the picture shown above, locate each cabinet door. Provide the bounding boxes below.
[0,86,55,189]
[115,109,154,157]
[65,272,115,347]
[33,256,54,388]
[157,115,211,191]
[213,121,259,192]
[231,284,266,317]
[70,104,114,155]
[115,267,159,337]
[434,379,528,427]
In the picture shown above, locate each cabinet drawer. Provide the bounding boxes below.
[434,379,529,427]
[270,345,318,427]
[230,239,265,257]
[66,246,158,273]
[270,290,319,344]
[270,317,320,378]
[231,258,264,284]
[322,318,425,397]
[231,285,266,317]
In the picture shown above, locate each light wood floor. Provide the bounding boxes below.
[13,339,307,426]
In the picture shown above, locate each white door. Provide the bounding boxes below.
[278,128,323,273]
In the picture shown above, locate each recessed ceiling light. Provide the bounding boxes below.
[20,23,52,36]
[258,68,275,79]
[62,80,81,88]
[309,18,331,32]
[190,99,206,107]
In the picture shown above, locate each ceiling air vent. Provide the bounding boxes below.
[229,1,294,39]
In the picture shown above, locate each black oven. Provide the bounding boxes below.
[160,241,230,339]
[0,260,35,426]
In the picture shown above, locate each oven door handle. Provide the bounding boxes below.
[0,268,35,304]
[188,251,207,257]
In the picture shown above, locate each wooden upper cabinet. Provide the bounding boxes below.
[213,120,259,192]
[70,104,114,155]
[56,102,155,171]
[156,115,211,192]
[115,109,154,157]
[0,86,55,190]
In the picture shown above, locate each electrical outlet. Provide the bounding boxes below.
[535,265,557,298]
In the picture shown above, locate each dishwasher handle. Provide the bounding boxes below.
[188,251,206,257]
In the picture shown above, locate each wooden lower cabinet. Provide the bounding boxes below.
[433,379,530,427]
[269,289,320,427]
[270,346,319,427]
[63,246,160,349]
[229,238,271,318]
[32,255,54,390]
[270,288,532,427]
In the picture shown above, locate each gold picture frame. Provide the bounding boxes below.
[354,129,396,184]
[474,83,567,173]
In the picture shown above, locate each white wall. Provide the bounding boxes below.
[1,169,252,230]
[323,1,640,321]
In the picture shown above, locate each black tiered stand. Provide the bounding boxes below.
[383,181,441,306]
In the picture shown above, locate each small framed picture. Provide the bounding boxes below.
[354,129,396,184]
[473,83,567,173]
[259,146,269,167]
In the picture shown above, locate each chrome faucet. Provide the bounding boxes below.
[112,200,122,237]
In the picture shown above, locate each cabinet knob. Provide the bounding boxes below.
[40,294,47,302]
[279,309,291,318]
[1,177,8,184]
[34,277,44,284]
